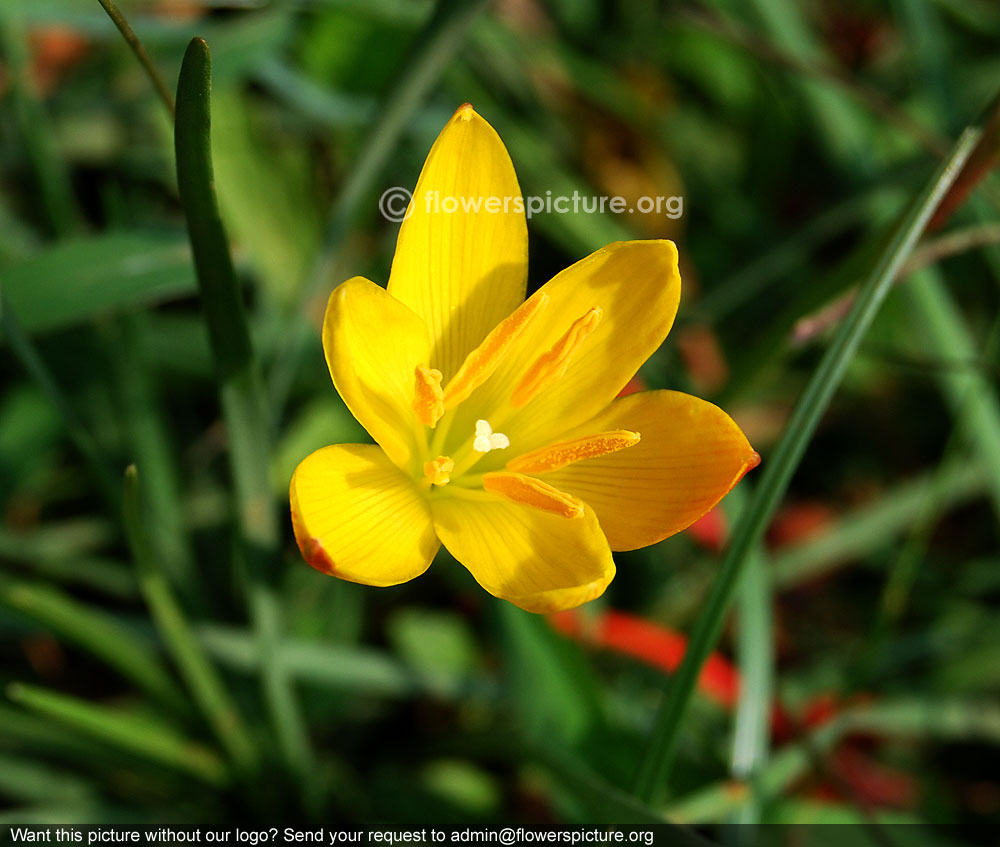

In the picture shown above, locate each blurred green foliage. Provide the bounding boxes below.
[1,0,999,836]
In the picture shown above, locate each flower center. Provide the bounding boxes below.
[423,455,454,486]
[409,300,639,515]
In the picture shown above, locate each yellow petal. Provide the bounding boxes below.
[448,240,681,461]
[323,277,431,469]
[543,390,759,551]
[290,444,439,586]
[387,104,528,380]
[430,495,614,613]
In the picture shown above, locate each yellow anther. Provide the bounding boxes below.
[506,430,641,474]
[442,293,549,409]
[413,364,444,427]
[482,472,584,519]
[423,456,455,486]
[511,307,602,408]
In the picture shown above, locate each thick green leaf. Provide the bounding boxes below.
[175,35,310,782]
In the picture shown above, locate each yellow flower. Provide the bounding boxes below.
[290,104,758,613]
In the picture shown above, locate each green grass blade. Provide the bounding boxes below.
[0,578,186,713]
[0,753,96,804]
[174,36,311,780]
[174,37,254,385]
[95,0,175,117]
[123,465,258,775]
[5,683,227,786]
[528,742,686,829]
[842,697,1000,740]
[0,704,109,762]
[630,125,983,803]
[728,495,773,825]
[198,623,496,701]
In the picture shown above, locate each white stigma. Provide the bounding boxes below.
[473,419,510,453]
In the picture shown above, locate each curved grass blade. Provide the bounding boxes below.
[0,578,186,714]
[630,124,983,803]
[6,683,227,786]
[95,0,174,117]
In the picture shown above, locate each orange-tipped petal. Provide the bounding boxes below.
[543,390,758,551]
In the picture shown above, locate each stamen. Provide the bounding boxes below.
[423,456,455,486]
[507,430,641,474]
[511,307,602,408]
[413,364,444,427]
[442,293,548,409]
[482,472,584,519]
[473,419,510,453]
